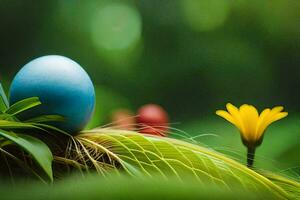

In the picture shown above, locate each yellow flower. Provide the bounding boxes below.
[216,103,288,167]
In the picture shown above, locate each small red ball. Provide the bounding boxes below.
[137,104,169,136]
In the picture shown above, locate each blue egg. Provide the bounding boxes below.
[9,55,95,134]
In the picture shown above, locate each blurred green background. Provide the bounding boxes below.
[0,0,299,173]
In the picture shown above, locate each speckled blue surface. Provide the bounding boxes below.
[9,55,95,134]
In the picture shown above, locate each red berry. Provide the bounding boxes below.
[111,109,135,130]
[137,104,169,136]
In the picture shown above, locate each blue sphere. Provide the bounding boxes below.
[9,55,95,134]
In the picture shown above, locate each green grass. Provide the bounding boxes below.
[0,174,283,200]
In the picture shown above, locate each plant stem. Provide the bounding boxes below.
[247,147,256,168]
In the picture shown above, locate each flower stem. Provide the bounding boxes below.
[247,147,256,168]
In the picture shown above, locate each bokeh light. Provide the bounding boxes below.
[91,2,142,51]
[90,2,142,69]
[181,0,231,32]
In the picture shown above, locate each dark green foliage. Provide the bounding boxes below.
[0,84,67,181]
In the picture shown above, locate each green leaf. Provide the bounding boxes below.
[5,97,41,116]
[24,115,65,123]
[0,83,9,112]
[0,120,46,131]
[0,129,53,181]
[76,130,291,199]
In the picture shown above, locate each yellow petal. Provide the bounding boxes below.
[266,106,284,118]
[226,103,238,112]
[255,108,270,140]
[270,112,288,122]
[239,104,259,142]
[226,103,245,133]
[264,106,285,125]
[256,107,287,139]
[216,110,237,127]
[271,106,284,113]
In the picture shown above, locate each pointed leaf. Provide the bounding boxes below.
[0,120,46,131]
[0,83,9,112]
[5,97,41,116]
[0,129,53,181]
